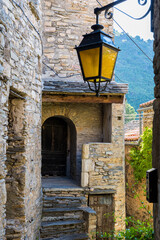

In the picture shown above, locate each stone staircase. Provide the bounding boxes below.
[40,187,96,240]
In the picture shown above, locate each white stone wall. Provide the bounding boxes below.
[0,0,42,239]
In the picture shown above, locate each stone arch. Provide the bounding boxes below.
[42,103,79,127]
[42,115,77,179]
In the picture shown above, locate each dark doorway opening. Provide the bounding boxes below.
[42,117,67,176]
[42,116,77,178]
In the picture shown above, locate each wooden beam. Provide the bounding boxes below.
[42,94,124,104]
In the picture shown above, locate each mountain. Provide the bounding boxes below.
[114,31,154,111]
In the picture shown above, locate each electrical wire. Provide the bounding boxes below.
[10,0,81,79]
[96,0,153,63]
[114,5,151,21]
[95,0,153,90]
[96,0,103,7]
[114,73,127,83]
[11,0,43,55]
[10,0,153,82]
[42,61,81,79]
[113,17,153,63]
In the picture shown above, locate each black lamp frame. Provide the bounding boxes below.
[77,43,119,82]
[76,0,154,96]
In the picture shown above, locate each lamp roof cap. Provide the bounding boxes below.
[76,24,119,51]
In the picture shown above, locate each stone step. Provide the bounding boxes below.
[41,219,85,228]
[43,196,87,201]
[40,220,86,238]
[41,233,89,240]
[43,188,85,198]
[43,196,87,208]
[42,207,83,222]
[43,207,83,213]
[41,187,89,239]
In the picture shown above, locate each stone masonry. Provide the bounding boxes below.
[125,144,153,223]
[42,78,127,235]
[42,102,103,182]
[0,0,128,238]
[42,0,114,78]
[81,103,126,232]
[40,187,97,239]
[139,100,154,130]
[0,0,42,239]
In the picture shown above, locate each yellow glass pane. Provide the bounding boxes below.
[88,78,106,83]
[88,79,95,82]
[79,48,100,78]
[101,46,118,80]
[88,78,99,82]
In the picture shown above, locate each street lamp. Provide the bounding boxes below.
[75,24,120,96]
[75,0,154,96]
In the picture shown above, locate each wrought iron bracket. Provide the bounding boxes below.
[94,0,154,32]
[87,80,109,97]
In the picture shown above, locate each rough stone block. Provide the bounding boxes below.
[81,172,88,187]
[82,144,89,159]
[0,33,5,48]
[0,180,6,205]
[4,0,13,11]
[3,62,11,79]
[10,51,19,62]
[82,159,93,172]
[47,37,55,42]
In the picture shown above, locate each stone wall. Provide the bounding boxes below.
[42,0,114,78]
[0,0,42,239]
[125,144,153,222]
[153,0,160,238]
[42,102,104,181]
[81,103,126,232]
[0,80,8,239]
[143,108,153,130]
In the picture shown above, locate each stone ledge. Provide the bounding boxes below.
[79,207,96,215]
[42,79,128,95]
[43,187,84,192]
[87,189,116,195]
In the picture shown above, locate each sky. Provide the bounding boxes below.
[113,0,153,40]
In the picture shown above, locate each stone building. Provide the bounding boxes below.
[0,0,128,239]
[124,112,152,224]
[124,98,154,224]
[41,0,127,238]
[41,80,127,238]
[139,99,154,131]
[0,0,42,239]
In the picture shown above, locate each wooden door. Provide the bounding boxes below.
[42,117,67,176]
[89,194,114,237]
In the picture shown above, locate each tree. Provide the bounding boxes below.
[129,127,152,182]
[125,101,137,123]
[114,31,154,111]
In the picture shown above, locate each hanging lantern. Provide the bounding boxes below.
[75,24,120,96]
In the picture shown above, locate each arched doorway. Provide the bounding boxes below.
[42,116,77,178]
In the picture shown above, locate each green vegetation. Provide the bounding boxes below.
[114,32,154,111]
[98,126,153,239]
[100,217,154,239]
[125,101,137,123]
[129,127,152,182]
